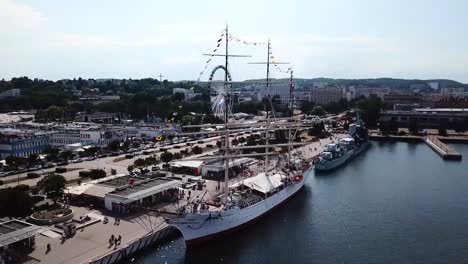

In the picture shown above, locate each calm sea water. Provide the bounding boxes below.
[138,142,468,264]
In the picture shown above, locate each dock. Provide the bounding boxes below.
[424,135,462,160]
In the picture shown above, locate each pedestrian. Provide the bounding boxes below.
[111,234,115,243]
[46,243,51,254]
[117,235,122,245]
[109,237,113,246]
[114,217,117,225]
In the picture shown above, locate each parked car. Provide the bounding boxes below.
[0,172,7,178]
[85,156,96,161]
[42,163,54,169]
[71,158,83,163]
[151,166,160,172]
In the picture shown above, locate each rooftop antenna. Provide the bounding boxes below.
[158,74,164,83]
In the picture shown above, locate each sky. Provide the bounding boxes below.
[1,0,468,83]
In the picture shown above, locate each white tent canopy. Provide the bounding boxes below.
[230,172,285,194]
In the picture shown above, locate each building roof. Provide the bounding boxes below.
[171,160,204,169]
[0,220,43,248]
[107,178,180,203]
[67,174,129,195]
[413,108,468,113]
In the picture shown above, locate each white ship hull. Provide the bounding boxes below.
[168,170,311,246]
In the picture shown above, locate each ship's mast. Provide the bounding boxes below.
[223,24,230,202]
[202,25,251,204]
[248,39,290,175]
[287,68,294,169]
[265,39,271,175]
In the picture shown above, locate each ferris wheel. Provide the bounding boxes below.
[207,65,233,120]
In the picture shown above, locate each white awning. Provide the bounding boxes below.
[230,172,284,194]
[171,160,204,169]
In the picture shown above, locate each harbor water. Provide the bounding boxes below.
[138,142,468,264]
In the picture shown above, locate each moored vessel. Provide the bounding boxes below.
[167,25,311,246]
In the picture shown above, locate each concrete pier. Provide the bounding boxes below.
[424,135,462,160]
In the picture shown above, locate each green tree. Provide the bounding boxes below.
[300,101,315,114]
[438,126,447,136]
[181,115,194,126]
[37,173,66,204]
[0,187,33,218]
[84,146,98,157]
[44,147,59,162]
[160,152,174,164]
[238,137,246,144]
[5,155,26,169]
[173,153,183,159]
[127,165,134,173]
[60,150,74,161]
[357,96,384,127]
[408,118,419,134]
[145,156,158,166]
[27,153,39,166]
[379,121,390,135]
[134,158,146,168]
[192,146,203,154]
[108,140,122,151]
[46,105,65,121]
[311,106,326,116]
[88,169,106,180]
[172,92,185,102]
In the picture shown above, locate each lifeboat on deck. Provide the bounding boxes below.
[292,175,304,182]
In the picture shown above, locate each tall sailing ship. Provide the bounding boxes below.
[167,25,312,245]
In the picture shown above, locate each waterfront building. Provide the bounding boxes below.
[49,129,124,148]
[201,158,255,179]
[440,87,465,98]
[0,220,42,257]
[74,112,121,124]
[393,103,420,111]
[121,126,178,140]
[312,81,328,88]
[383,94,423,109]
[173,88,200,100]
[380,108,468,129]
[309,86,345,105]
[0,133,49,158]
[0,89,21,99]
[354,87,390,98]
[257,82,291,103]
[104,178,180,215]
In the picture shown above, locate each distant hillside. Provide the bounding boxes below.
[243,77,467,89]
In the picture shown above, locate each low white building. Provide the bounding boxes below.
[104,178,180,214]
[173,88,199,100]
[122,126,178,139]
[50,129,124,148]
